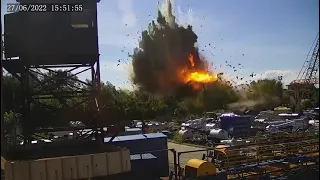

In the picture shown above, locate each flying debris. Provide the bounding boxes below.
[130,0,219,95]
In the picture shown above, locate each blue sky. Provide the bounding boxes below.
[1,0,319,89]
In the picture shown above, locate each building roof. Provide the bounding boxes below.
[104,133,166,142]
[130,153,157,160]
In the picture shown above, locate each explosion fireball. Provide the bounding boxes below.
[180,54,218,89]
[130,0,219,95]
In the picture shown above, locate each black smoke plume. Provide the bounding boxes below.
[130,1,208,96]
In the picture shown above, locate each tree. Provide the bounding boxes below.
[300,99,313,110]
[246,79,284,110]
[2,75,21,113]
[315,88,319,107]
[287,82,318,111]
[248,79,283,100]
[1,73,300,130]
[202,81,238,111]
[178,97,203,116]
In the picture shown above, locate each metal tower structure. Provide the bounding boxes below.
[294,33,319,84]
[289,33,319,111]
[1,2,128,178]
[1,0,124,149]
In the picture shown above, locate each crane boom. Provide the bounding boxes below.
[295,33,319,84]
[305,37,319,83]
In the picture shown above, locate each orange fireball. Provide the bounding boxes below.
[186,72,218,83]
[189,54,195,67]
[179,54,218,89]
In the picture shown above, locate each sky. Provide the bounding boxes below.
[1,0,319,89]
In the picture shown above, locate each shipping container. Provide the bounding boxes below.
[104,133,169,177]
[130,153,162,177]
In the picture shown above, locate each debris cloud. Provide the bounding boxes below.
[130,0,218,95]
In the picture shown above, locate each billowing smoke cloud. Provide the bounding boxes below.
[130,0,209,95]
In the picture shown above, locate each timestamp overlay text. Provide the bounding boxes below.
[7,3,84,12]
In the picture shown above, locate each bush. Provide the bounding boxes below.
[172,131,183,143]
[300,99,313,110]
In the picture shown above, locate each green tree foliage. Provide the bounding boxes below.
[2,72,318,129]
[315,88,319,107]
[203,82,239,111]
[177,97,203,116]
[286,82,318,111]
[300,99,313,110]
[247,79,284,110]
[248,79,283,100]
[2,75,21,112]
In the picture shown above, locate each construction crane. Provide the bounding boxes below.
[295,33,319,85]
[288,33,319,111]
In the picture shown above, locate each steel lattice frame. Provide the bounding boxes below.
[289,33,319,110]
[2,55,102,145]
[1,0,105,145]
[305,38,319,83]
[296,33,319,84]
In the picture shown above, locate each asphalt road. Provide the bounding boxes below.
[167,142,207,169]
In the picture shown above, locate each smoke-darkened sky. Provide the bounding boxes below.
[130,1,211,95]
[1,0,318,89]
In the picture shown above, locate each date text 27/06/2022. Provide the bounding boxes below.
[7,3,84,13]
